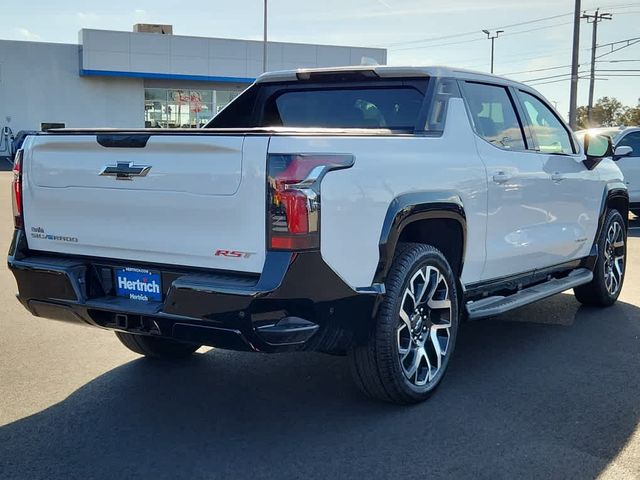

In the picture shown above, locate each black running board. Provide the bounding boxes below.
[466,268,593,320]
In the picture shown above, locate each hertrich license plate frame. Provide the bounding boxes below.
[114,267,162,302]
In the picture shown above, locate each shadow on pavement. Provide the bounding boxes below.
[1,294,639,479]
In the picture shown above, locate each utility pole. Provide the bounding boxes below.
[582,9,612,126]
[568,0,581,129]
[482,30,503,74]
[263,0,268,72]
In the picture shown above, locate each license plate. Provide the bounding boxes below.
[115,267,162,302]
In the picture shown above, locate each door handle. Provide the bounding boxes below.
[492,171,512,184]
[551,172,565,182]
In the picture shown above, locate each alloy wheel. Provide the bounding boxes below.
[603,220,625,296]
[397,265,452,387]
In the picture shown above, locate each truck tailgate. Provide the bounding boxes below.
[22,134,268,273]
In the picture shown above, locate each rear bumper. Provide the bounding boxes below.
[8,230,378,353]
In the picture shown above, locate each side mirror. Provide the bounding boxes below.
[583,134,613,170]
[613,145,633,161]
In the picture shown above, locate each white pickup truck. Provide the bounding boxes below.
[9,66,630,404]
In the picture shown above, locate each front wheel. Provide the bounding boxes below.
[574,209,627,307]
[349,243,459,404]
[115,332,201,360]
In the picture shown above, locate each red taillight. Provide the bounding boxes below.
[11,150,23,229]
[267,154,354,251]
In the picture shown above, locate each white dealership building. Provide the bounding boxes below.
[0,26,386,145]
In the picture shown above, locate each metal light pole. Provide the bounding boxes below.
[263,0,268,73]
[482,29,504,74]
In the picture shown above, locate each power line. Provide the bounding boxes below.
[399,30,634,70]
[586,2,640,10]
[385,12,572,48]
[526,71,588,83]
[502,64,574,76]
[596,59,640,62]
[391,20,573,52]
[596,36,640,48]
[494,38,639,71]
[383,2,638,50]
[595,37,640,58]
[529,75,593,86]
[599,3,640,9]
[421,35,634,73]
[456,46,571,68]
[391,37,482,52]
[528,73,640,86]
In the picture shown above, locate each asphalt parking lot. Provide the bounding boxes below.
[0,171,639,480]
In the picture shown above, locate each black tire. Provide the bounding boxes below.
[349,243,460,404]
[574,209,627,307]
[115,332,201,360]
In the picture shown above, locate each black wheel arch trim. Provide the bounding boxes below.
[596,183,629,241]
[373,191,467,285]
[576,183,628,273]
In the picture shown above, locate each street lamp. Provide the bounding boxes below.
[482,29,504,74]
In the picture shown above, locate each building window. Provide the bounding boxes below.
[144,88,240,128]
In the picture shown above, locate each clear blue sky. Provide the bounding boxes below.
[3,0,639,119]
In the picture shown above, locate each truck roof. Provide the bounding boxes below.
[256,65,533,91]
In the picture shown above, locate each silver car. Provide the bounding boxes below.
[576,126,639,213]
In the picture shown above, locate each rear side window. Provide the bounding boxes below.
[519,91,574,155]
[461,82,526,151]
[425,78,461,132]
[262,88,425,130]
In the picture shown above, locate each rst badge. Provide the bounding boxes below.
[214,249,255,259]
[115,268,162,302]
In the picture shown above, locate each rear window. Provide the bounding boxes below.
[262,88,425,130]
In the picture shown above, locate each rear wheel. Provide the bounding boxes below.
[115,332,201,360]
[574,209,626,307]
[349,243,459,404]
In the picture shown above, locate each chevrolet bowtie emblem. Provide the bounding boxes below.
[99,162,151,180]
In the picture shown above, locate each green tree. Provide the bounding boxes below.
[576,105,589,129]
[576,96,627,128]
[619,99,640,126]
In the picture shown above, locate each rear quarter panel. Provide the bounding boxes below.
[268,98,487,289]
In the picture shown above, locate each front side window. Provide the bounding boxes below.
[263,87,425,130]
[618,132,640,157]
[461,82,526,151]
[519,91,574,155]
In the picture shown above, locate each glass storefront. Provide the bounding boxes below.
[144,88,241,128]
